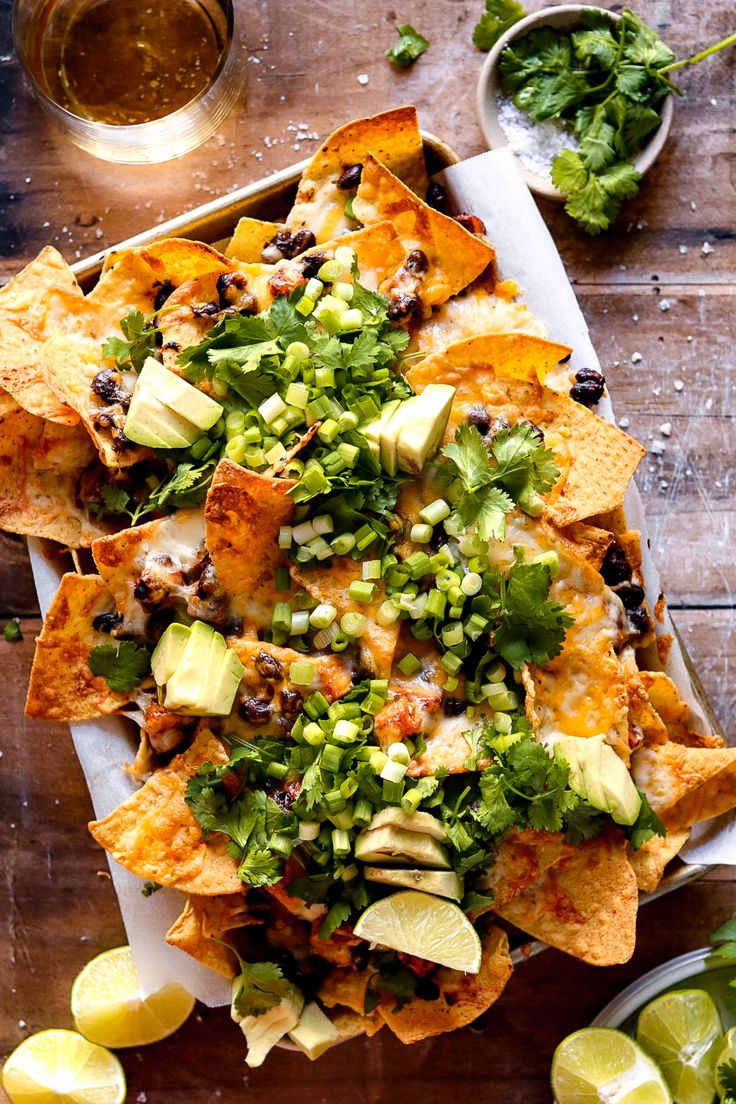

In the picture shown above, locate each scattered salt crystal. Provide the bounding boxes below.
[674,379,684,391]
[495,94,578,183]
[613,360,620,367]
[24,176,31,184]
[618,415,630,428]
[690,200,697,211]
[652,386,661,396]
[705,397,714,410]
[631,352,643,364]
[698,290,705,298]
[659,422,672,436]
[659,299,671,312]
[357,73,369,85]
[702,241,713,255]
[687,334,694,341]
[18,1020,26,1029]
[660,480,669,490]
[679,244,688,254]
[651,440,665,456]
[619,264,627,271]
[710,97,718,106]
[632,313,639,322]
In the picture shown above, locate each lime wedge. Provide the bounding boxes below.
[551,1027,672,1104]
[71,945,195,1048]
[636,989,722,1104]
[352,889,482,972]
[716,1026,736,1100]
[1,1029,126,1104]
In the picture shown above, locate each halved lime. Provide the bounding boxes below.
[636,989,722,1104]
[1,1029,126,1104]
[352,889,482,972]
[714,1024,736,1100]
[551,1027,671,1104]
[71,945,195,1048]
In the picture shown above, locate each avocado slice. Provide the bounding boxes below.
[138,356,223,431]
[396,384,456,475]
[554,734,642,826]
[163,621,221,713]
[151,623,191,688]
[361,399,402,464]
[364,867,463,901]
[288,1002,340,1060]
[366,806,449,843]
[124,390,201,448]
[355,825,451,869]
[232,982,303,1069]
[205,646,245,717]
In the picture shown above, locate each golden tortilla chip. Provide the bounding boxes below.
[268,222,406,299]
[632,741,736,829]
[92,509,206,636]
[291,556,400,678]
[330,1008,384,1040]
[640,670,723,748]
[628,827,690,894]
[101,238,234,285]
[89,726,242,895]
[475,829,575,909]
[407,334,644,524]
[496,827,638,966]
[0,409,108,547]
[204,459,294,629]
[378,927,512,1044]
[86,250,165,337]
[0,246,89,423]
[25,572,134,720]
[286,106,428,242]
[619,646,668,747]
[165,892,257,978]
[353,155,495,307]
[225,217,284,263]
[410,278,547,354]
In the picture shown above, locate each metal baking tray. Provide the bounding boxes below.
[59,126,721,956]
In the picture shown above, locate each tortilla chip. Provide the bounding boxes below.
[353,155,495,307]
[291,556,400,678]
[286,107,428,242]
[640,670,723,748]
[0,246,90,423]
[475,829,575,909]
[25,572,134,720]
[85,250,165,337]
[0,409,108,547]
[496,827,638,966]
[92,509,206,635]
[225,217,284,263]
[89,726,242,895]
[410,279,547,354]
[632,741,736,829]
[268,222,406,299]
[165,892,257,978]
[618,646,668,748]
[628,828,690,894]
[377,927,512,1044]
[407,335,644,524]
[0,389,20,420]
[41,334,152,467]
[330,1008,384,1040]
[204,460,294,629]
[101,238,234,285]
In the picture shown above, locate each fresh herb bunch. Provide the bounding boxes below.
[479,5,736,233]
[386,23,429,69]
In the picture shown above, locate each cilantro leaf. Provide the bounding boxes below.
[551,148,588,194]
[455,485,515,542]
[442,422,493,487]
[87,641,151,692]
[473,0,526,52]
[102,309,159,372]
[710,918,736,946]
[563,803,607,845]
[238,847,284,887]
[386,23,429,69]
[627,789,666,851]
[3,618,22,642]
[492,424,560,496]
[492,561,573,668]
[231,956,293,1018]
[365,954,437,1013]
[319,900,351,940]
[718,1058,736,1098]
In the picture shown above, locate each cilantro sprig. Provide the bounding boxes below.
[87,641,151,692]
[101,308,160,372]
[93,460,218,526]
[386,23,429,69]
[473,0,525,52]
[227,946,294,1018]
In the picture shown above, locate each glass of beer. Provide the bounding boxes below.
[13,0,245,163]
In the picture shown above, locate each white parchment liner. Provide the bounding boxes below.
[25,146,728,1004]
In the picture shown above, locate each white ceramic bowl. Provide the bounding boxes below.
[475,4,674,201]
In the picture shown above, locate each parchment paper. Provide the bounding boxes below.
[25,146,727,1004]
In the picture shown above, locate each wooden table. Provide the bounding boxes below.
[1,0,734,1099]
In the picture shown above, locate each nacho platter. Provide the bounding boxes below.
[4,109,732,1059]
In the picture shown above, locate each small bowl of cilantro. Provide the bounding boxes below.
[474,2,735,233]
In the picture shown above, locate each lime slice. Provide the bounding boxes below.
[1,1029,126,1104]
[551,1027,672,1104]
[352,890,482,972]
[636,989,722,1104]
[716,1026,736,1100]
[71,945,195,1048]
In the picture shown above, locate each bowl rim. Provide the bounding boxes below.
[590,947,721,1029]
[475,3,674,202]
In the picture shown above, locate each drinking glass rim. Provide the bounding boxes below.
[11,0,237,135]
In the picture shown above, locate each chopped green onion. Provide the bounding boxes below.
[487,690,519,711]
[338,410,359,430]
[337,441,360,467]
[370,750,388,775]
[333,719,360,743]
[465,613,489,641]
[401,788,422,814]
[331,828,351,858]
[331,532,356,556]
[481,680,507,698]
[458,531,488,556]
[425,589,447,619]
[330,632,351,652]
[533,550,561,578]
[354,524,377,552]
[304,277,323,300]
[318,418,339,444]
[348,579,376,604]
[303,722,326,746]
[443,675,459,692]
[211,377,229,398]
[225,410,246,437]
[321,745,343,774]
[272,601,292,633]
[382,778,404,804]
[519,486,545,517]
[303,691,329,719]
[353,798,373,826]
[419,499,450,526]
[387,742,410,765]
[296,295,315,317]
[312,514,334,536]
[286,340,310,360]
[467,555,488,574]
[340,776,358,800]
[493,711,513,734]
[318,259,343,282]
[447,585,465,608]
[258,393,287,425]
[329,806,355,831]
[334,245,356,268]
[436,568,460,591]
[265,441,287,465]
[290,610,310,635]
[340,611,368,637]
[309,603,337,630]
[285,381,310,409]
[461,572,483,596]
[242,425,262,445]
[377,600,400,628]
[440,652,462,675]
[404,551,431,580]
[290,661,315,687]
[410,523,433,544]
[339,308,363,331]
[486,660,507,683]
[225,435,247,464]
[441,622,464,648]
[333,281,354,302]
[362,559,382,581]
[380,757,407,784]
[312,623,340,650]
[298,820,320,841]
[292,520,317,545]
[397,652,422,677]
[189,436,212,460]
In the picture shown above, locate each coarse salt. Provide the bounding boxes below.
[659,422,672,436]
[702,241,714,255]
[651,440,665,456]
[631,352,643,364]
[674,379,684,391]
[679,244,688,254]
[495,94,579,183]
[618,415,630,428]
[357,73,369,85]
[659,299,671,312]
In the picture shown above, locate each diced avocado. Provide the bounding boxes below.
[288,1001,340,1060]
[124,390,201,448]
[206,646,245,717]
[232,982,303,1069]
[366,806,449,844]
[364,867,463,901]
[138,356,223,431]
[361,399,402,464]
[396,384,456,475]
[355,825,451,869]
[554,734,642,826]
[163,620,216,712]
[151,623,191,689]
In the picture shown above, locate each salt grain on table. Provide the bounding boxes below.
[631,352,643,363]
[495,94,578,183]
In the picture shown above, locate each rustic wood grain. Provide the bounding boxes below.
[1,0,734,1099]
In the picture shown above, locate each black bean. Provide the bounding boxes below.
[255,650,284,681]
[425,182,447,212]
[571,368,606,407]
[192,301,221,318]
[466,404,490,435]
[336,163,363,190]
[627,606,650,637]
[601,546,631,587]
[153,281,175,312]
[239,698,272,725]
[216,272,257,314]
[300,250,327,278]
[617,582,646,609]
[196,562,219,599]
[442,697,466,717]
[91,369,130,407]
[406,249,428,275]
[387,293,419,320]
[279,689,304,718]
[92,611,123,633]
[454,212,487,236]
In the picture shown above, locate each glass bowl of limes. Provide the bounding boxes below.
[551,946,736,1103]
